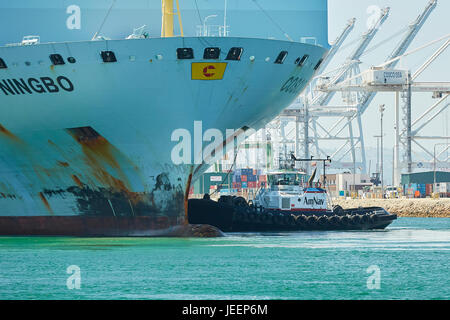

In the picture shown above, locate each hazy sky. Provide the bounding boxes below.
[325,0,449,154]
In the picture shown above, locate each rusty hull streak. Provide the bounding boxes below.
[66,130,135,193]
[0,126,186,220]
[184,166,194,225]
[38,192,53,214]
[64,129,177,212]
[71,175,84,188]
[0,124,24,144]
[57,161,70,167]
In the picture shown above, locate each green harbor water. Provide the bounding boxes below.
[0,217,449,300]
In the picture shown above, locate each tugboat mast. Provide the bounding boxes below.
[291,155,331,187]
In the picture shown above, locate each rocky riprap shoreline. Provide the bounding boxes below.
[333,198,450,218]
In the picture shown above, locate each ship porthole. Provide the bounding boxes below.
[67,57,76,64]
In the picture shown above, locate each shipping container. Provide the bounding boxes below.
[242,182,248,189]
[402,171,450,185]
[362,68,408,85]
[248,181,257,189]
[426,184,433,196]
[241,175,247,182]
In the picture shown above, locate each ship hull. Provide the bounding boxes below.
[0,216,176,236]
[0,36,327,235]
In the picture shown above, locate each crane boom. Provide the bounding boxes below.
[386,0,438,68]
[315,18,356,75]
[358,0,437,113]
[312,7,390,107]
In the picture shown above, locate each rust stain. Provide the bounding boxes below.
[50,65,55,71]
[66,128,136,193]
[0,124,23,143]
[71,175,84,188]
[184,166,194,225]
[57,161,70,167]
[39,192,53,214]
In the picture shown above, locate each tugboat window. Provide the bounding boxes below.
[296,54,309,67]
[177,48,194,59]
[67,57,77,64]
[274,51,288,64]
[203,47,221,60]
[0,58,7,69]
[49,54,65,65]
[225,47,243,61]
[101,51,117,63]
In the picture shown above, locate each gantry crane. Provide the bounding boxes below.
[301,0,438,177]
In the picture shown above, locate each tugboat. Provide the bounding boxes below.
[188,156,397,232]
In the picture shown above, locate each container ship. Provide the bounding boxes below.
[0,0,329,236]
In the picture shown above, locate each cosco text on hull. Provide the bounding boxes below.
[0,76,74,96]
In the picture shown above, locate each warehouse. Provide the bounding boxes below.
[401,171,450,198]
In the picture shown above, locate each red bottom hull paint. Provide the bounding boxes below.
[0,216,181,236]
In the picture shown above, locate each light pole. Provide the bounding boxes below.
[433,143,450,194]
[352,146,361,196]
[379,104,386,197]
[203,14,217,36]
[374,135,382,183]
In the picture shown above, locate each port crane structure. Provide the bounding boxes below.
[266,0,442,184]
